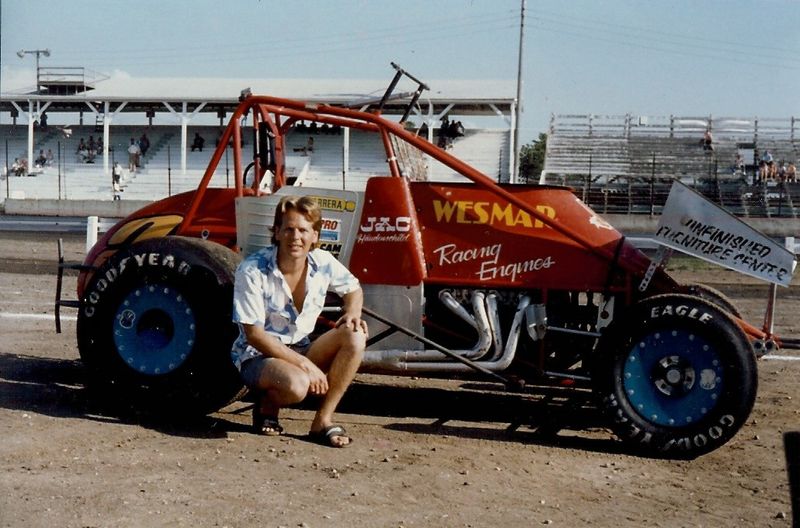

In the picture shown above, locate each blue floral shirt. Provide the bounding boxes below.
[230,246,360,370]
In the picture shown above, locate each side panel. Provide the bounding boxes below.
[349,177,427,286]
[410,182,631,291]
[235,187,364,265]
[362,284,424,350]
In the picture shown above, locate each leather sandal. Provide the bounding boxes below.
[252,407,283,436]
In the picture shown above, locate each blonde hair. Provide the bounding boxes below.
[271,195,322,249]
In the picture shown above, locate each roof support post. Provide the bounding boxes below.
[164,101,207,174]
[181,110,188,175]
[27,101,35,171]
[490,102,515,184]
[102,102,111,176]
[86,100,126,177]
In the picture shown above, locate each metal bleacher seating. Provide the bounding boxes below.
[1,122,511,200]
[540,114,800,218]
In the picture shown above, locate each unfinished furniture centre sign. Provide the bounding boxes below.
[655,182,796,287]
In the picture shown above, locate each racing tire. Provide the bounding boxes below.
[678,282,742,318]
[77,236,244,416]
[593,294,757,459]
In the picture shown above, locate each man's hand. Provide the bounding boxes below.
[301,358,329,395]
[336,312,369,335]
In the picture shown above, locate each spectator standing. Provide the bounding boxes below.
[437,117,450,149]
[139,133,150,156]
[87,136,97,163]
[112,162,123,200]
[127,138,141,172]
[45,149,54,167]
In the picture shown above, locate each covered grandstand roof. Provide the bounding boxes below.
[0,74,517,118]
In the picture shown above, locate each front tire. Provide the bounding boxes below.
[593,294,757,458]
[78,236,244,415]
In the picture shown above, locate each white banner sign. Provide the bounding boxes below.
[655,182,796,286]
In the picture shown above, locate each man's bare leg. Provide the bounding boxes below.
[306,326,366,445]
[255,359,310,419]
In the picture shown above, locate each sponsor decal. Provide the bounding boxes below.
[320,218,340,242]
[310,196,357,212]
[656,182,795,286]
[432,242,556,282]
[360,216,412,233]
[432,200,555,228]
[357,216,412,243]
[656,221,790,283]
[319,241,343,256]
[590,215,614,230]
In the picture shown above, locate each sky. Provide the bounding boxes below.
[1,0,799,145]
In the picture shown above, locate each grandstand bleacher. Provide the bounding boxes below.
[541,114,799,218]
[1,123,509,201]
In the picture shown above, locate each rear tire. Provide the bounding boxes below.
[593,294,757,458]
[679,282,741,318]
[78,236,244,416]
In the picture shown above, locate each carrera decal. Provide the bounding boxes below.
[310,195,357,212]
[432,200,555,228]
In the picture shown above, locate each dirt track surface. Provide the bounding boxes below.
[1,231,798,527]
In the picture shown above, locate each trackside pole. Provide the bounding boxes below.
[86,215,99,253]
[785,431,800,527]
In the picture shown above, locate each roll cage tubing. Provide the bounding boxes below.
[178,94,770,342]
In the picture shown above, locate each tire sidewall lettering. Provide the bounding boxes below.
[649,304,714,323]
[83,251,192,318]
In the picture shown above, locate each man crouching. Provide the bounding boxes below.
[231,195,367,447]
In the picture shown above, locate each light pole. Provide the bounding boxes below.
[16,48,51,93]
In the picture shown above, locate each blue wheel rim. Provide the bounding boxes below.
[623,329,723,427]
[113,283,196,376]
